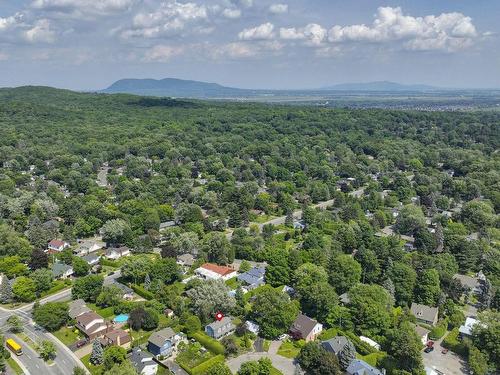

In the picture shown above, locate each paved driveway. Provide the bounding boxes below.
[423,334,469,375]
[227,340,298,375]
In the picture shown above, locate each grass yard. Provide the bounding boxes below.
[270,366,283,375]
[87,303,115,319]
[6,357,23,375]
[131,329,154,347]
[53,326,82,346]
[225,277,240,289]
[40,280,71,298]
[176,342,215,369]
[251,214,277,224]
[357,352,387,367]
[81,353,103,375]
[277,340,302,359]
[263,340,271,352]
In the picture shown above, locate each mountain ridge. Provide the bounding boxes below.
[102,78,442,98]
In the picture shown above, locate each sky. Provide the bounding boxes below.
[0,0,499,90]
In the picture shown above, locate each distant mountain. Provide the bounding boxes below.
[102,78,254,98]
[321,81,439,91]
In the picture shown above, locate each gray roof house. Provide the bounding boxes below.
[346,359,384,375]
[51,262,74,279]
[68,299,91,319]
[410,303,439,326]
[82,254,100,265]
[237,267,265,290]
[130,347,158,375]
[205,317,235,340]
[453,274,482,295]
[322,336,350,356]
[176,254,195,268]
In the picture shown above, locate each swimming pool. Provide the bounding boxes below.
[113,314,129,323]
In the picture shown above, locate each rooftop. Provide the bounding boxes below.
[199,263,235,277]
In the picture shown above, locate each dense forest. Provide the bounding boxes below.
[0,86,498,375]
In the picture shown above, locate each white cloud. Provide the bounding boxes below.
[269,4,288,14]
[238,22,275,40]
[0,13,24,31]
[280,23,326,45]
[24,19,56,43]
[222,8,241,19]
[213,42,258,58]
[122,1,208,39]
[31,0,135,16]
[144,44,184,62]
[327,6,477,51]
[230,0,252,8]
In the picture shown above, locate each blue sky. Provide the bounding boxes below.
[0,0,499,90]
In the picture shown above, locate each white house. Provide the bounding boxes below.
[74,240,103,256]
[47,239,70,254]
[130,348,158,375]
[194,263,237,281]
[75,311,107,340]
[459,317,480,339]
[105,246,131,260]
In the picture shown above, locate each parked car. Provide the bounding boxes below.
[76,339,87,348]
[441,348,449,354]
[424,346,434,353]
[426,340,435,347]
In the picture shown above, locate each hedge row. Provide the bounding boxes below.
[189,331,225,355]
[100,258,119,268]
[180,354,225,375]
[131,284,154,300]
[340,330,378,355]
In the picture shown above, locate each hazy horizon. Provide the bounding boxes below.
[1,0,499,91]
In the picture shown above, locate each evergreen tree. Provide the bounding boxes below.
[435,223,444,253]
[0,274,12,303]
[382,278,396,302]
[144,273,151,290]
[90,338,104,365]
[285,210,294,228]
[338,340,356,370]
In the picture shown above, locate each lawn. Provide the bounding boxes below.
[357,352,387,367]
[270,366,283,375]
[277,340,302,359]
[87,303,115,319]
[131,329,154,347]
[263,340,271,352]
[225,277,240,289]
[251,214,277,224]
[40,280,71,298]
[53,326,82,346]
[81,353,103,375]
[176,342,215,369]
[6,357,23,375]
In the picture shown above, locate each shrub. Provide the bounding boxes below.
[429,319,448,340]
[100,258,119,268]
[131,284,154,300]
[189,332,225,355]
[190,355,225,375]
[442,328,468,356]
[341,330,377,355]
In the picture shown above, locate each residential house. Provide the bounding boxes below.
[176,254,195,268]
[147,327,181,358]
[195,263,237,281]
[51,262,73,279]
[245,321,260,335]
[289,314,323,342]
[68,299,91,320]
[164,308,174,318]
[105,246,131,260]
[339,292,351,305]
[346,359,384,375]
[106,281,134,300]
[130,348,158,375]
[205,317,235,340]
[453,274,483,296]
[47,239,70,254]
[82,254,100,266]
[414,324,431,345]
[237,267,265,290]
[322,336,350,356]
[74,240,103,256]
[459,317,479,339]
[100,329,131,348]
[410,303,439,326]
[75,311,108,340]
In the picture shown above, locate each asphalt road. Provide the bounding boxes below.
[225,198,336,239]
[0,270,122,374]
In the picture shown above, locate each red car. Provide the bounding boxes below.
[427,341,435,348]
[76,340,87,348]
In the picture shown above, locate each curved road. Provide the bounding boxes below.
[0,271,121,374]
